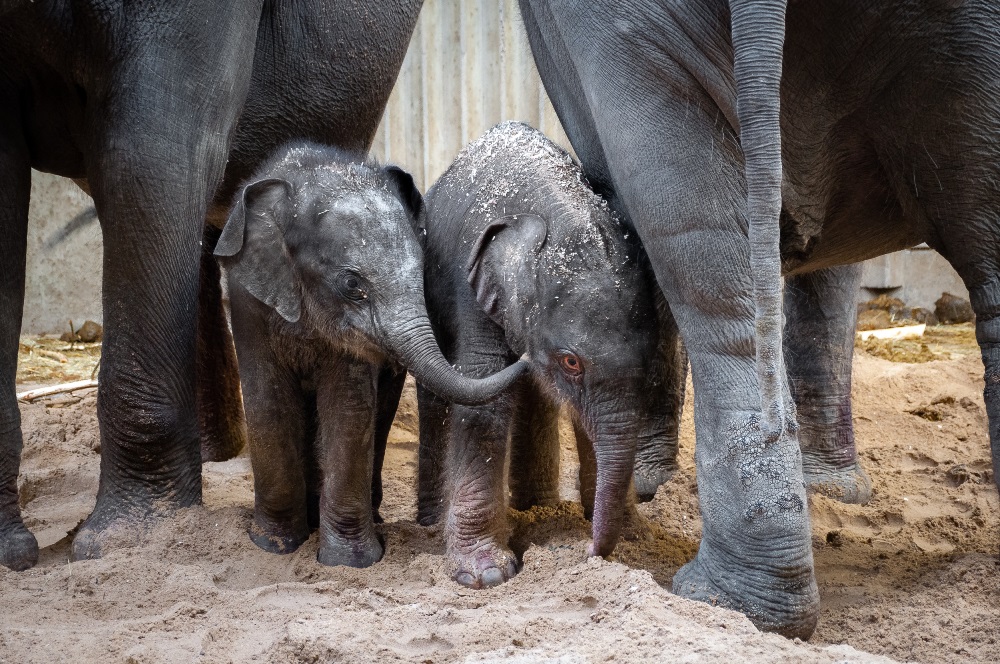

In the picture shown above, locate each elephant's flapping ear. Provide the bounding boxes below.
[214,178,302,323]
[465,213,547,326]
[383,165,425,244]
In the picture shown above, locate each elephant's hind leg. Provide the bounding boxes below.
[784,264,871,504]
[197,225,247,463]
[0,106,37,571]
[508,381,561,511]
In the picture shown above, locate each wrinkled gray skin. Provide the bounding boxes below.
[520,0,1000,639]
[216,142,527,567]
[0,0,423,571]
[416,122,663,588]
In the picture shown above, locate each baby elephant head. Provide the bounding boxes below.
[216,144,526,405]
[467,208,659,557]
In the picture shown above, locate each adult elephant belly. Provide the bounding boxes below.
[207,0,423,226]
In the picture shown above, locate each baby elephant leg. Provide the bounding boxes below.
[445,386,517,588]
[784,264,871,504]
[314,354,383,568]
[416,384,451,526]
[508,380,561,511]
[230,295,311,553]
[633,297,686,502]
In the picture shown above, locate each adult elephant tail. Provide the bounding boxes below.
[729,0,789,440]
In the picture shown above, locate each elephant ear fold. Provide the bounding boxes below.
[215,178,302,323]
[465,213,547,324]
[383,165,425,241]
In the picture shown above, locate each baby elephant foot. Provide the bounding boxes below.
[0,523,39,571]
[248,513,309,554]
[450,540,519,589]
[318,528,384,568]
[632,461,677,503]
[803,457,872,505]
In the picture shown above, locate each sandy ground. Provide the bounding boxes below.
[2,329,997,663]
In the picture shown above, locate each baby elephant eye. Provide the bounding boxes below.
[558,352,583,377]
[339,272,368,301]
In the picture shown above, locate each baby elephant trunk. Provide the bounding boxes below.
[382,301,527,406]
[587,417,640,558]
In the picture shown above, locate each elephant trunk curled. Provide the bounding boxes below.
[380,296,526,407]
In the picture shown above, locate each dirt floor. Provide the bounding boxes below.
[2,327,997,663]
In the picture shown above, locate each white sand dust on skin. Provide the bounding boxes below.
[2,349,997,663]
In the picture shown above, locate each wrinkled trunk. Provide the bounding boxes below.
[583,415,639,558]
[381,299,527,406]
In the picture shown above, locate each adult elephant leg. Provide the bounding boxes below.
[0,106,37,571]
[508,380,561,511]
[785,264,870,504]
[371,363,405,523]
[230,291,310,553]
[580,72,817,639]
[72,3,261,559]
[314,353,382,568]
[197,225,247,462]
[633,295,687,502]
[416,384,450,526]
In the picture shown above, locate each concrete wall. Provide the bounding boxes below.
[19,0,968,332]
[23,172,102,335]
[859,246,967,310]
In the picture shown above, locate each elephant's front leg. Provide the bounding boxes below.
[508,380,561,510]
[314,354,382,568]
[70,6,261,560]
[0,109,37,571]
[633,296,687,502]
[230,292,311,553]
[446,396,518,588]
[197,225,247,463]
[785,264,871,504]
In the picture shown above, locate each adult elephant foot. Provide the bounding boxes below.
[672,540,818,640]
[71,468,201,561]
[0,523,38,572]
[317,528,384,569]
[673,413,819,640]
[449,539,519,589]
[802,455,872,505]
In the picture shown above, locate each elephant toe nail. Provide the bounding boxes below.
[481,567,504,587]
[455,572,476,588]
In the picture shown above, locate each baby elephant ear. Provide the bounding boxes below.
[215,178,302,323]
[383,165,425,242]
[465,213,547,324]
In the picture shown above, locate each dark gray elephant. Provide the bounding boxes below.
[520,0,1000,639]
[416,122,665,588]
[215,143,527,567]
[0,0,423,571]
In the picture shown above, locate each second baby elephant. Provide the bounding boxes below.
[417,122,666,587]
[216,142,527,567]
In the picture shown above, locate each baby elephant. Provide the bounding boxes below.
[216,142,527,568]
[418,122,663,588]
